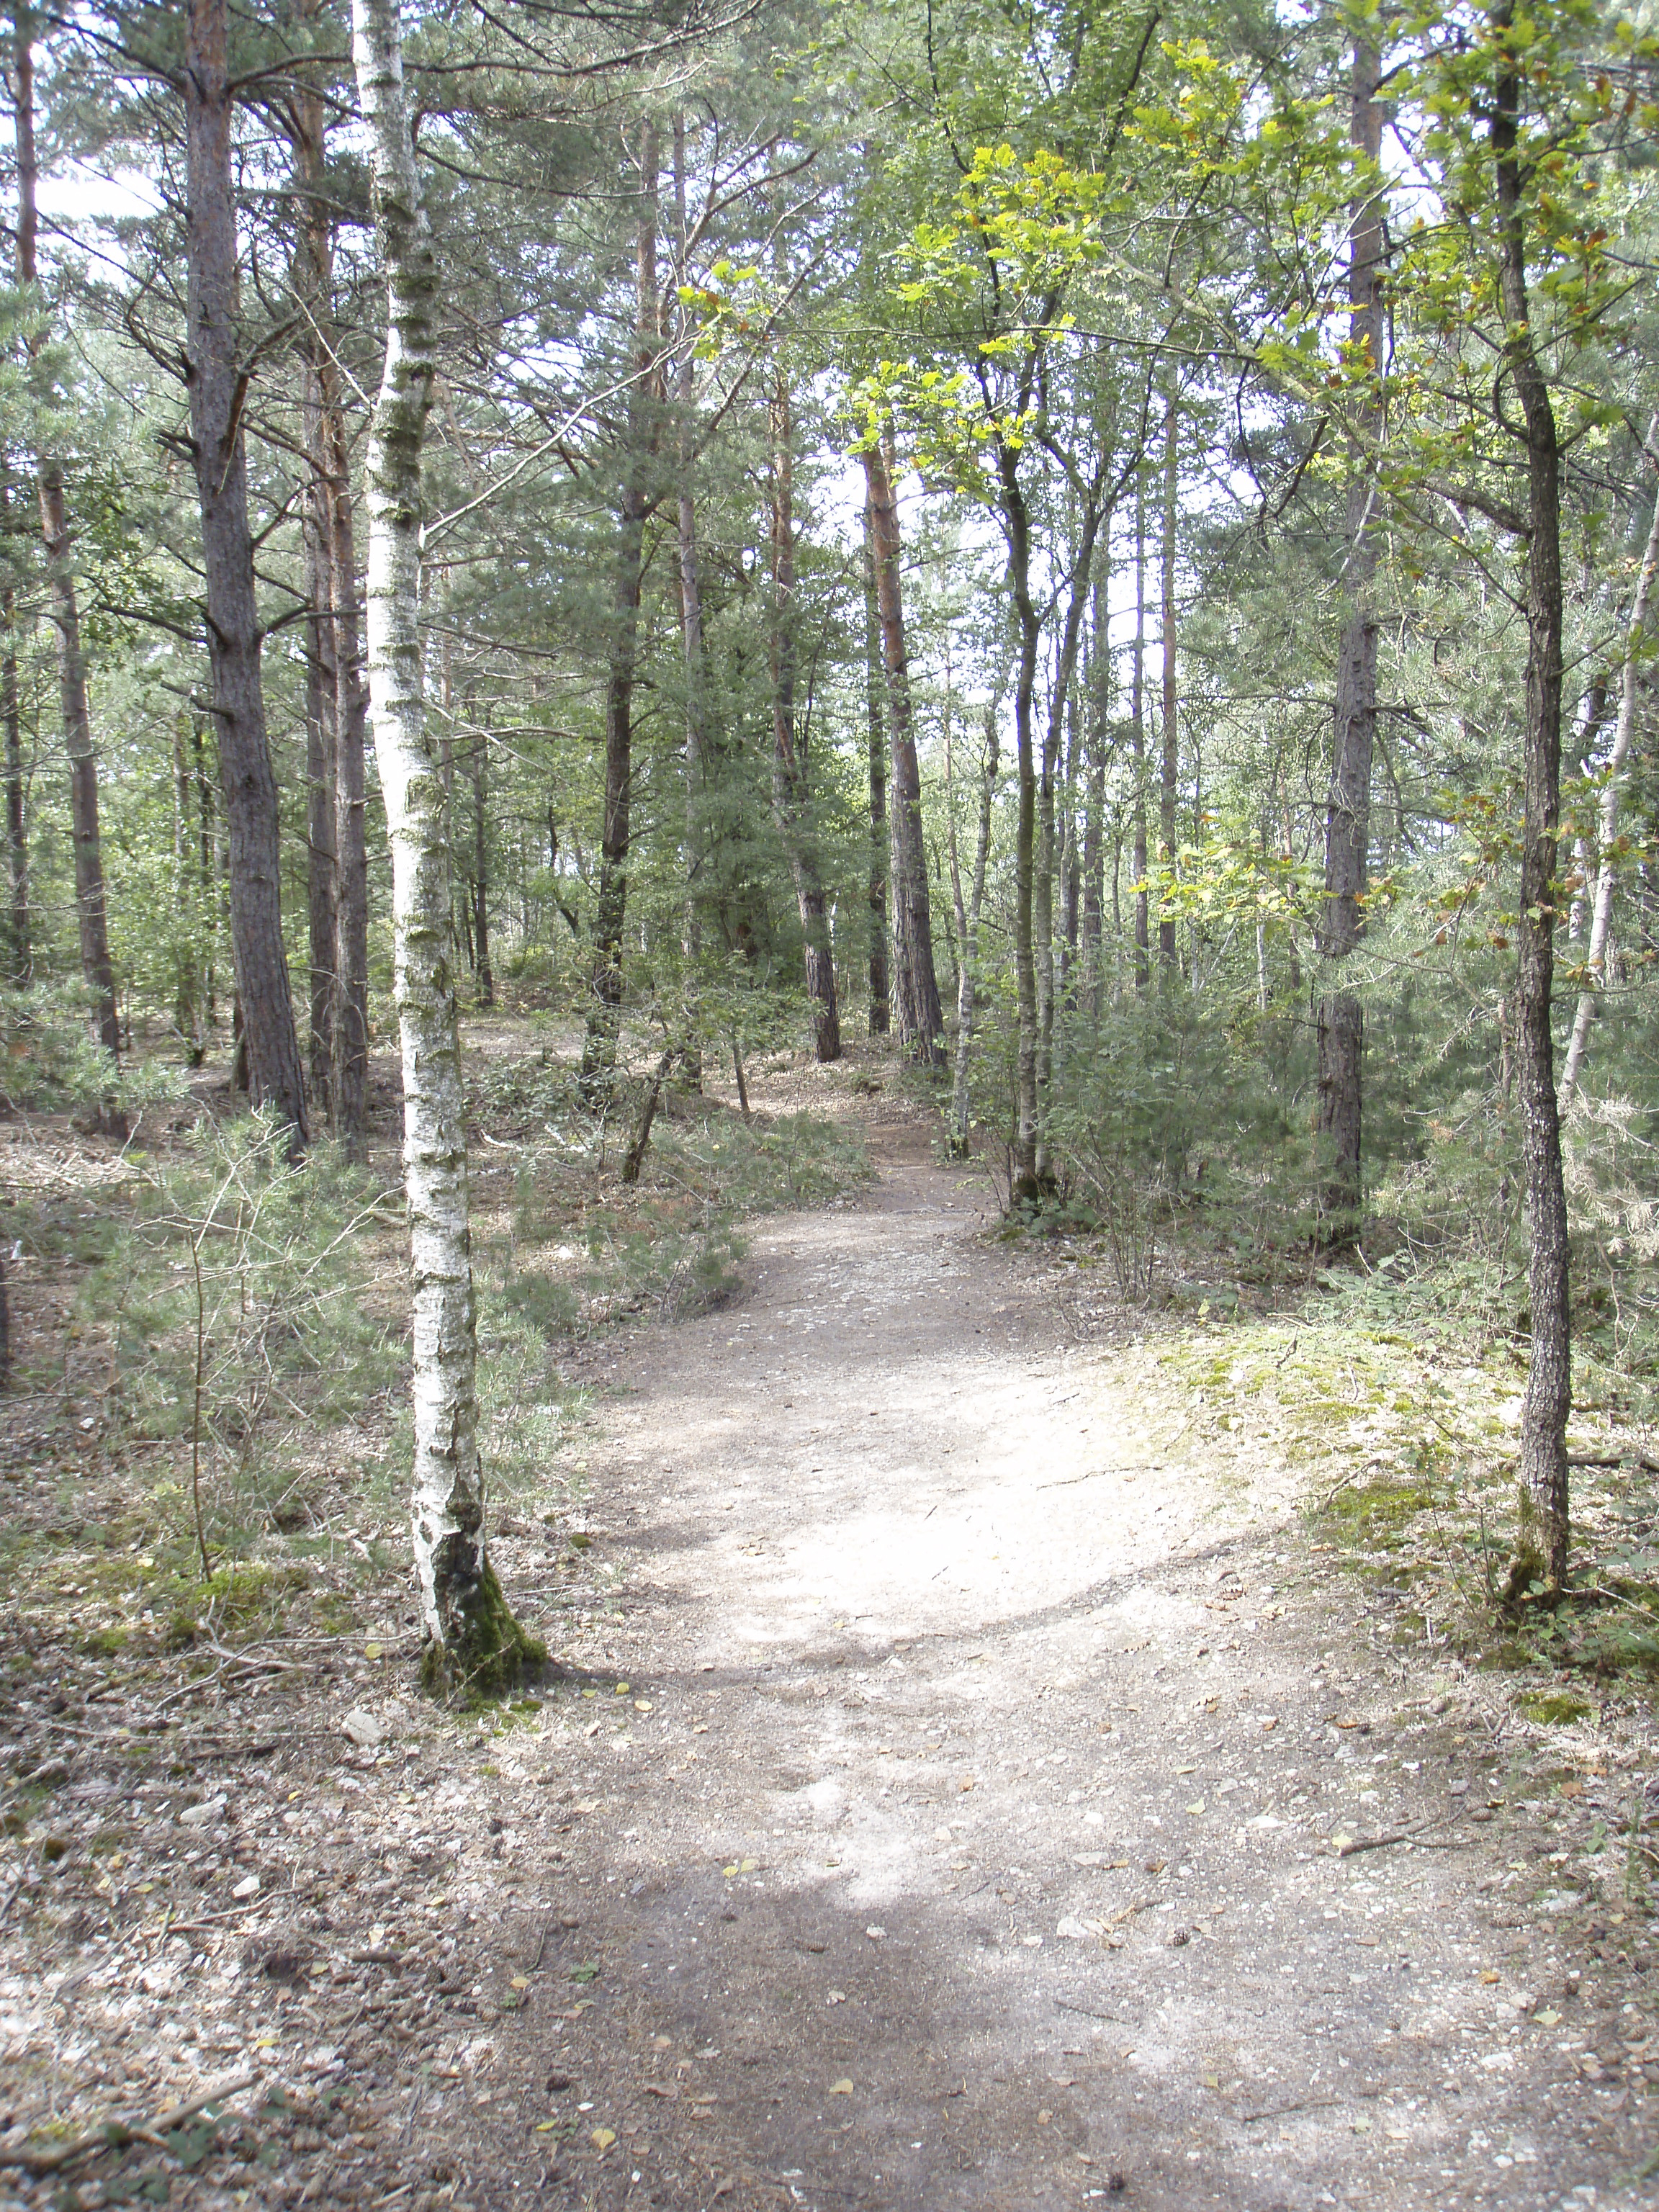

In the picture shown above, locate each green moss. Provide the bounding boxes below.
[420,1560,547,1700]
[81,1624,132,1658]
[1517,1691,1593,1725]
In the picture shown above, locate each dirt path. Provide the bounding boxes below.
[469,1123,1655,2212]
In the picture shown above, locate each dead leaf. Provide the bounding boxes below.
[828,2079,853,2097]
[589,2126,616,2150]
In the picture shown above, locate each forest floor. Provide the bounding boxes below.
[4,1040,1659,2212]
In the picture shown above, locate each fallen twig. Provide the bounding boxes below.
[0,2067,256,2175]
[1338,1815,1442,1859]
[1237,2096,1339,2126]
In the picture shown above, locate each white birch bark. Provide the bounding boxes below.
[1559,463,1659,1110]
[354,0,527,1675]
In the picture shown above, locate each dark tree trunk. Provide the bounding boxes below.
[1035,495,1106,1181]
[1317,37,1385,1238]
[328,395,370,1156]
[1159,391,1179,974]
[1493,8,1570,1590]
[770,370,839,1060]
[302,405,338,1116]
[1080,567,1108,1018]
[14,27,115,1056]
[1,570,27,988]
[862,436,943,1064]
[471,736,493,1007]
[1130,471,1150,990]
[581,116,660,1102]
[184,0,307,1146]
[863,542,890,1035]
[997,444,1043,1200]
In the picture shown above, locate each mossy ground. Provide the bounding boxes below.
[1152,1302,1659,1719]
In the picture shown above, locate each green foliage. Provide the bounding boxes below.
[87,1115,404,1560]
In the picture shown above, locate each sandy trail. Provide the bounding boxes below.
[486,1123,1649,2212]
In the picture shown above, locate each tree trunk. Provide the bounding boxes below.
[1,569,27,988]
[998,443,1043,1200]
[353,0,539,1689]
[1558,456,1659,1107]
[328,392,371,1158]
[670,114,706,1081]
[580,117,660,1102]
[1080,567,1108,1019]
[184,0,307,1144]
[1493,7,1570,1593]
[301,385,338,1119]
[1130,470,1149,990]
[862,436,943,1064]
[769,369,840,1060]
[14,26,116,1056]
[863,541,890,1035]
[948,691,1000,1157]
[471,734,493,1007]
[1159,389,1179,973]
[1316,36,1384,1237]
[1035,498,1106,1181]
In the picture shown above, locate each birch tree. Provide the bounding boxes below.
[353,0,540,1689]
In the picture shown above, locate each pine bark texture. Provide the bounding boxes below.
[863,545,890,1035]
[863,440,943,1064]
[353,0,539,1687]
[1493,10,1571,1591]
[14,27,116,1054]
[184,0,307,1141]
[1316,38,1385,1235]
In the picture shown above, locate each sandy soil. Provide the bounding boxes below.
[4,1098,1655,2212]
[462,1116,1656,2212]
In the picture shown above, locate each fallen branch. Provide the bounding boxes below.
[0,2067,256,2175]
[1338,1815,1442,1858]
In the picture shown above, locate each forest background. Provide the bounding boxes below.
[2,0,1659,1679]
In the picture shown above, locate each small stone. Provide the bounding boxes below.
[343,1709,386,1749]
[179,1797,226,1828]
[231,1873,260,1899]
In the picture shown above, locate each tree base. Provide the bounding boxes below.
[420,1560,547,1699]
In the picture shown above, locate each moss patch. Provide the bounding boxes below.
[421,1560,547,1701]
[1517,1690,1594,1726]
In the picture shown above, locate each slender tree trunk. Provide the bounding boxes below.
[1159,389,1179,973]
[769,368,839,1060]
[1558,460,1659,1107]
[302,408,338,1117]
[184,0,307,1143]
[580,117,660,1102]
[471,734,493,1007]
[672,115,706,991]
[999,444,1043,1200]
[1035,498,1105,1180]
[329,397,371,1157]
[1,570,27,988]
[862,436,943,1064]
[1493,8,1570,1591]
[948,692,1000,1157]
[353,0,538,1686]
[1131,471,1149,990]
[14,24,116,1056]
[1316,37,1384,1237]
[171,714,202,1056]
[863,542,891,1035]
[1081,567,1108,1019]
